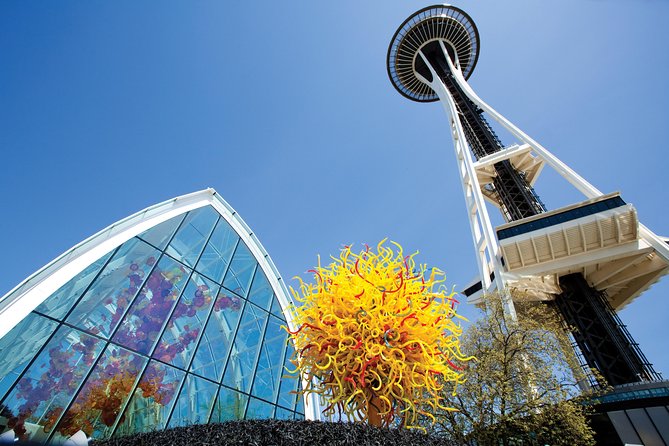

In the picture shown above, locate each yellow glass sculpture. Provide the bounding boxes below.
[287,240,472,430]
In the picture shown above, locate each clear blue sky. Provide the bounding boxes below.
[2,1,668,375]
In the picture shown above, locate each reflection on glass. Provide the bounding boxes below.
[0,326,103,443]
[251,316,286,403]
[223,242,257,297]
[35,251,113,320]
[0,314,58,400]
[67,238,159,338]
[269,293,285,319]
[168,374,217,428]
[277,345,300,411]
[211,387,248,422]
[113,256,189,355]
[196,218,239,283]
[246,397,274,419]
[137,214,185,250]
[166,207,219,268]
[222,303,268,394]
[189,289,244,382]
[275,407,294,420]
[55,345,147,441]
[153,274,217,370]
[248,270,272,311]
[114,361,184,435]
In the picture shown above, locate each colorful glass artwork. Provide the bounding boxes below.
[287,240,472,430]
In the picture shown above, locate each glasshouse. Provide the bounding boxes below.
[0,189,315,444]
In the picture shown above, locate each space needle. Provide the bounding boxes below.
[387,5,669,392]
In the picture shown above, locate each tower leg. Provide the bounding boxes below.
[552,274,660,386]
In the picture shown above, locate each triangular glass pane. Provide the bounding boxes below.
[195,218,239,284]
[248,269,272,311]
[113,256,190,355]
[270,293,286,320]
[165,206,219,268]
[35,251,113,320]
[137,213,186,250]
[153,273,218,370]
[67,238,159,338]
[222,242,257,297]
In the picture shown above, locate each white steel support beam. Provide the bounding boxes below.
[416,43,515,319]
[445,55,603,200]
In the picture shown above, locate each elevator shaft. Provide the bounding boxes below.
[426,48,546,222]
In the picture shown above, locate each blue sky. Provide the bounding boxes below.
[2,1,668,375]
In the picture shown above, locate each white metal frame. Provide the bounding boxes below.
[0,188,319,421]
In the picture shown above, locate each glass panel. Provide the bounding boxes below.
[67,238,159,338]
[247,269,272,311]
[195,218,239,283]
[245,397,274,419]
[165,207,219,268]
[222,242,256,297]
[168,374,217,428]
[277,345,300,411]
[211,386,248,422]
[137,213,185,250]
[222,303,268,394]
[251,316,286,403]
[114,361,184,436]
[0,313,58,400]
[153,274,217,369]
[275,407,294,420]
[0,326,104,443]
[189,289,244,382]
[35,251,113,320]
[113,256,190,355]
[55,345,147,441]
[269,293,286,319]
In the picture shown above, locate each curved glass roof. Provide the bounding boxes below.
[0,190,306,443]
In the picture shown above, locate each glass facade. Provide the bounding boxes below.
[0,205,304,443]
